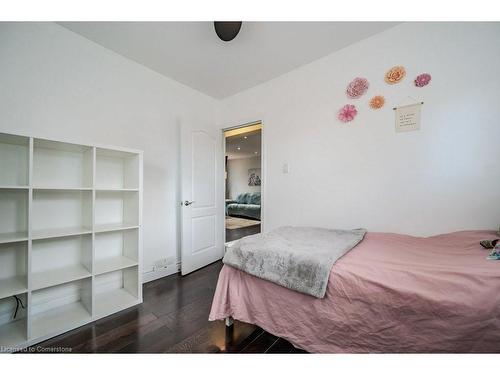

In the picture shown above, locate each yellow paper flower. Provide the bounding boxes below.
[385,66,406,84]
[369,95,385,109]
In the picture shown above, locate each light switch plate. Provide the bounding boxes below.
[283,163,290,174]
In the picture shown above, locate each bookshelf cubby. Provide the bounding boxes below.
[33,139,93,189]
[32,189,93,240]
[30,279,92,339]
[0,131,142,352]
[0,242,28,300]
[95,190,139,232]
[94,266,139,319]
[0,294,27,348]
[94,229,138,275]
[95,148,139,190]
[31,234,92,290]
[0,189,29,244]
[0,134,29,188]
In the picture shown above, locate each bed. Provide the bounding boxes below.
[209,230,500,353]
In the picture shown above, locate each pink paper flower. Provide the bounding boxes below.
[346,77,369,98]
[414,73,431,87]
[338,104,358,122]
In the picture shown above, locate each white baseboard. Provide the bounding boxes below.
[142,262,181,284]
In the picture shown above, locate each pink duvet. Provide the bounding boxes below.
[209,231,500,353]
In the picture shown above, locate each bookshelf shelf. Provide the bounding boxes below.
[0,276,28,300]
[0,232,28,245]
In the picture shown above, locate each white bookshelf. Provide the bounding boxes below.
[0,132,142,352]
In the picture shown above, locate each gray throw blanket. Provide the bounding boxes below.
[223,226,367,298]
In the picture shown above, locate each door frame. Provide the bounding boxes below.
[222,120,266,243]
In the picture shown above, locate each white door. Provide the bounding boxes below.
[180,123,224,275]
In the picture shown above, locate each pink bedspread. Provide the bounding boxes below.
[209,231,500,353]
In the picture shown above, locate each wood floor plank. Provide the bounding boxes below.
[166,320,262,353]
[226,223,261,242]
[265,337,296,353]
[86,313,165,353]
[240,331,279,353]
[118,324,178,353]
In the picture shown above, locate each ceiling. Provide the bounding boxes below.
[226,130,261,160]
[59,22,399,99]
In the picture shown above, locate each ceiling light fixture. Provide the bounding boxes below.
[214,22,242,42]
[237,147,241,150]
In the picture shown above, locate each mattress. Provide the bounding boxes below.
[209,230,500,353]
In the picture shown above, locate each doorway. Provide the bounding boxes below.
[224,122,262,244]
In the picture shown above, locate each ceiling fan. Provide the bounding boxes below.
[214,22,242,42]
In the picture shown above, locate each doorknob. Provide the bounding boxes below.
[183,200,195,206]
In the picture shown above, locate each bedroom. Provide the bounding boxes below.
[1,0,500,373]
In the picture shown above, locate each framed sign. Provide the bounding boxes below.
[394,102,423,132]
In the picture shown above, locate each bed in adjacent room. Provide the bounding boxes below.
[209,230,500,353]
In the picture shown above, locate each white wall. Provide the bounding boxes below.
[227,156,261,200]
[0,22,217,280]
[216,23,500,236]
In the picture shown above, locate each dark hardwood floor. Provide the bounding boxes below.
[30,261,305,353]
[226,223,261,242]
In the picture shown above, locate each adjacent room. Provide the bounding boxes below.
[0,12,499,363]
[225,123,262,243]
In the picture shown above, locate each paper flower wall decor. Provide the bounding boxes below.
[369,95,385,109]
[338,104,358,122]
[385,66,406,84]
[346,77,369,98]
[414,73,432,87]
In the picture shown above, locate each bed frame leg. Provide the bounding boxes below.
[225,317,234,345]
